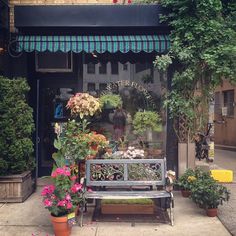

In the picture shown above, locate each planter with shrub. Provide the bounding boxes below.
[0,77,35,202]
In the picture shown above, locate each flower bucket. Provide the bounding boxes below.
[51,215,72,236]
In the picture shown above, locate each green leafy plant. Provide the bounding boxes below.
[99,93,122,109]
[0,76,35,175]
[175,169,197,191]
[190,178,230,209]
[155,0,236,141]
[101,199,153,205]
[52,120,96,166]
[133,111,162,135]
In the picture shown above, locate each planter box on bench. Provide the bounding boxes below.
[101,203,154,214]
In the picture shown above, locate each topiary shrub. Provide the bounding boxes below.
[0,76,35,175]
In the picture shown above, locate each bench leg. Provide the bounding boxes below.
[169,193,174,226]
[80,201,85,227]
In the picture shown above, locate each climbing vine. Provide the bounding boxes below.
[154,0,236,141]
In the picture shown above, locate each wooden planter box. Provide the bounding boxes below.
[101,203,154,215]
[0,171,33,203]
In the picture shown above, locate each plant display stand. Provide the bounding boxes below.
[0,171,33,202]
[101,200,154,215]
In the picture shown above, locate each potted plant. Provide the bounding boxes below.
[190,178,230,217]
[133,110,162,147]
[0,76,35,202]
[66,92,101,119]
[41,166,85,236]
[99,93,122,109]
[175,169,197,197]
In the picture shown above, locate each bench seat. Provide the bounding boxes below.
[85,190,171,199]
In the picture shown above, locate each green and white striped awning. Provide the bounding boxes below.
[17,35,170,53]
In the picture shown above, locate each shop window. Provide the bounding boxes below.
[111,62,119,75]
[99,83,107,91]
[214,92,221,115]
[35,52,72,72]
[135,63,152,73]
[99,63,107,74]
[123,64,128,71]
[87,83,96,91]
[223,90,234,116]
[87,63,95,74]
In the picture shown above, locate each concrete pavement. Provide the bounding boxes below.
[210,149,236,236]
[0,148,235,236]
[0,186,231,236]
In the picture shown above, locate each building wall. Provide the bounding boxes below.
[214,80,236,147]
[9,0,122,32]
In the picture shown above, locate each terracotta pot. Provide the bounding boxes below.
[51,215,72,236]
[181,190,191,198]
[206,208,218,217]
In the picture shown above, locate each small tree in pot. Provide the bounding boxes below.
[0,76,35,202]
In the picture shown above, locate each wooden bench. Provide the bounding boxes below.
[80,158,174,226]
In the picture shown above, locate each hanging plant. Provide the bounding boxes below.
[99,93,122,109]
[66,93,101,119]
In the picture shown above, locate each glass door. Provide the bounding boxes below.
[38,81,77,176]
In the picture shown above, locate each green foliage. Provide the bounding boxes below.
[175,169,196,191]
[0,76,35,175]
[99,93,122,109]
[101,199,153,205]
[155,0,236,140]
[177,168,230,209]
[52,119,95,166]
[190,178,230,209]
[133,111,162,135]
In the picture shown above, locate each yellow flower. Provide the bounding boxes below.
[187,176,196,182]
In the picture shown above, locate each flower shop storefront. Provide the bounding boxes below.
[13,4,177,177]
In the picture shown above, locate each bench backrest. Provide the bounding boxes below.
[86,158,167,187]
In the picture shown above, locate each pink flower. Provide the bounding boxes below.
[43,199,52,207]
[70,176,77,181]
[66,202,73,209]
[65,194,71,201]
[51,171,57,178]
[56,168,64,175]
[64,170,71,176]
[57,200,66,207]
[41,185,55,196]
[87,188,93,193]
[71,183,82,193]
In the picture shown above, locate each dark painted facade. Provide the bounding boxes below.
[3,5,178,177]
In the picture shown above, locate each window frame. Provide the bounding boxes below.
[35,52,73,73]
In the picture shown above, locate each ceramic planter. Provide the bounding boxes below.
[101,203,154,215]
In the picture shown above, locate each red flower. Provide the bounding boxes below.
[128,0,132,3]
[113,0,118,3]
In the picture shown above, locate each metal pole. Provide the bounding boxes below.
[35,79,40,186]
